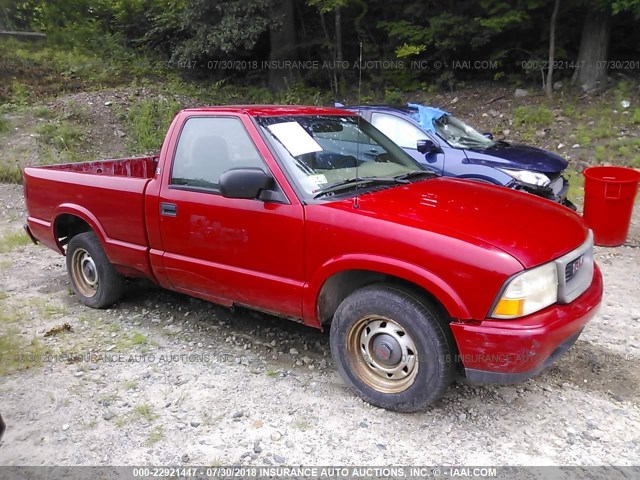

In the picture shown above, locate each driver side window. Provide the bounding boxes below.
[171,116,266,190]
[371,113,426,150]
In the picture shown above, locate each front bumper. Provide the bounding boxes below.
[516,174,569,205]
[450,264,603,385]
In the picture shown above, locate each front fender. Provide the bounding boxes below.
[303,254,472,328]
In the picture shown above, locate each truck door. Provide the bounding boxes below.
[157,115,305,319]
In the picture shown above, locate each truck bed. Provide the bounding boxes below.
[24,157,157,278]
[38,156,157,178]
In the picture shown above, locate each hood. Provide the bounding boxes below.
[321,178,587,268]
[465,143,568,174]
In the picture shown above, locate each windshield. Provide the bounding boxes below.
[257,115,426,198]
[434,114,496,149]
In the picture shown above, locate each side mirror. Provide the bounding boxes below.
[483,132,494,140]
[417,139,442,155]
[219,168,274,200]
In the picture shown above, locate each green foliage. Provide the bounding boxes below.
[513,105,553,127]
[36,121,85,152]
[0,230,30,253]
[0,164,22,184]
[631,108,640,125]
[169,0,272,62]
[0,116,10,134]
[125,98,181,154]
[395,44,426,58]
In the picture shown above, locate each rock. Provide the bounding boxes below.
[458,413,467,421]
[176,423,187,430]
[62,424,70,431]
[621,100,631,109]
[271,432,282,442]
[88,364,99,371]
[514,88,530,98]
[502,129,511,136]
[571,144,580,149]
[285,440,294,449]
[104,101,112,106]
[181,454,190,463]
[232,411,244,419]
[303,445,313,454]
[74,371,84,377]
[273,454,286,464]
[102,411,116,421]
[289,348,299,355]
[190,420,200,428]
[359,421,368,428]
[115,129,126,138]
[553,81,563,91]
[254,441,262,454]
[488,109,500,117]
[557,143,565,149]
[302,356,312,365]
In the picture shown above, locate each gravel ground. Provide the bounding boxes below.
[0,183,639,467]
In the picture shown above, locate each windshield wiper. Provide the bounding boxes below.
[394,170,438,181]
[314,176,407,199]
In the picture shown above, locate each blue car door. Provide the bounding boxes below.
[367,111,445,176]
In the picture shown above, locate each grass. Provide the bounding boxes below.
[124,98,181,154]
[36,121,86,152]
[0,230,31,253]
[0,297,50,375]
[146,426,165,446]
[0,164,22,183]
[513,105,554,128]
[115,402,158,427]
[0,116,10,134]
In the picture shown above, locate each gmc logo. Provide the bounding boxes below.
[570,255,584,277]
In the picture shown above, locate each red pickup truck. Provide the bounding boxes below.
[24,106,603,411]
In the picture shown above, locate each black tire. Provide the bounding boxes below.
[66,232,125,308]
[330,284,455,412]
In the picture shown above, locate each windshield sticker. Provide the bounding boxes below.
[268,122,323,157]
[308,174,328,186]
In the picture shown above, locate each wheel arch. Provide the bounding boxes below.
[53,204,108,254]
[306,256,471,329]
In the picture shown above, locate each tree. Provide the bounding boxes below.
[573,0,640,91]
[268,0,297,90]
[545,0,561,97]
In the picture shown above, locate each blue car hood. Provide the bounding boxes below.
[465,143,568,174]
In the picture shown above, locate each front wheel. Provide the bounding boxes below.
[330,284,456,412]
[66,232,125,308]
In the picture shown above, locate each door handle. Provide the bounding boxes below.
[160,202,177,217]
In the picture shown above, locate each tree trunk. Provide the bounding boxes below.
[268,0,297,91]
[545,0,560,98]
[572,6,611,92]
[335,6,344,94]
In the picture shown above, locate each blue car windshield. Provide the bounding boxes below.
[434,114,496,150]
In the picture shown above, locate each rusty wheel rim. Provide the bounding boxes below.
[346,315,419,393]
[70,248,98,297]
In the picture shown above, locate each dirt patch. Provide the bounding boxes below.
[0,182,639,466]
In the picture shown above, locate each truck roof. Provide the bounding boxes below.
[181,105,352,117]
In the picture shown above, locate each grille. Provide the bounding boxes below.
[555,231,594,304]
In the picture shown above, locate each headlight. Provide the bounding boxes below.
[498,168,551,187]
[491,262,558,319]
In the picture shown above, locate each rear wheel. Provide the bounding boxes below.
[330,284,456,412]
[66,232,125,308]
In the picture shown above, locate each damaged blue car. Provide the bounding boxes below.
[343,103,574,209]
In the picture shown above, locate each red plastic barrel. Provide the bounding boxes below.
[583,166,640,247]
